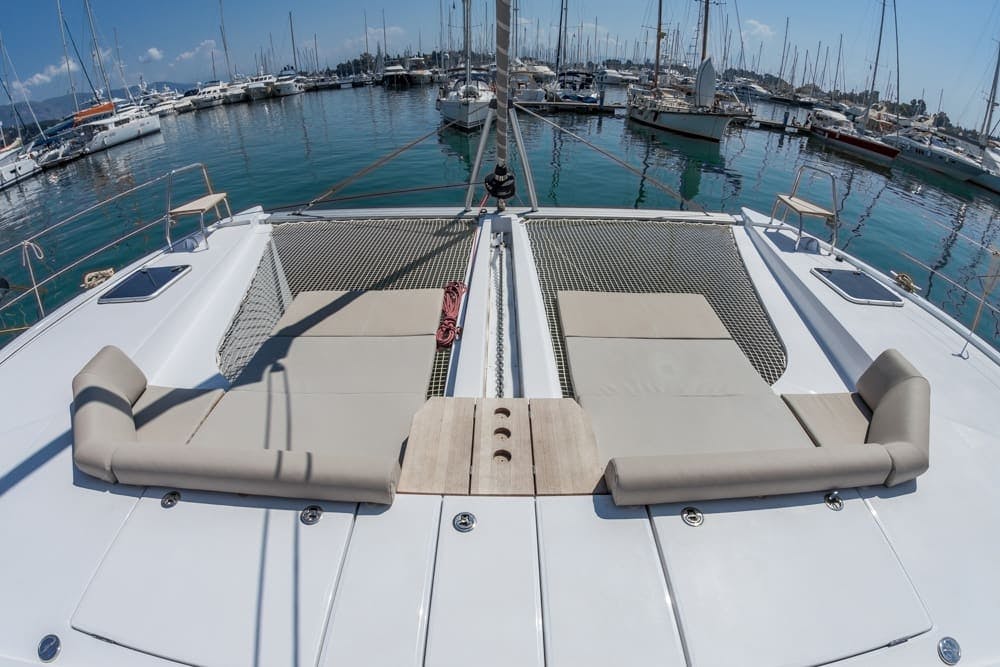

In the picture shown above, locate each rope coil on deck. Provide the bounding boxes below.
[435,280,468,349]
[82,268,115,289]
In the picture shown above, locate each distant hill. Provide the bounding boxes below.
[0,81,193,136]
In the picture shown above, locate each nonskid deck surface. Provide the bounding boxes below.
[526,217,788,394]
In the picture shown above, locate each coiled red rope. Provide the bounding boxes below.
[435,280,468,349]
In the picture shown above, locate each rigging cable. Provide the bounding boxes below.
[514,102,706,211]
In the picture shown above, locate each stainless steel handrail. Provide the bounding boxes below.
[0,163,215,320]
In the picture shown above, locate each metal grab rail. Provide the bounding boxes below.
[0,163,216,320]
[768,164,840,253]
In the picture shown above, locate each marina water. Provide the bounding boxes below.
[0,86,997,347]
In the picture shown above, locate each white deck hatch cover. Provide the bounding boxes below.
[424,496,544,667]
[536,496,687,667]
[319,495,442,667]
[649,490,932,666]
[72,490,357,666]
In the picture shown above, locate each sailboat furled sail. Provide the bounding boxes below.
[693,57,716,108]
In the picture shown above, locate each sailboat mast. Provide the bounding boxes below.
[554,0,564,74]
[84,0,112,101]
[463,0,472,86]
[834,33,842,95]
[701,0,709,62]
[862,0,887,126]
[113,28,133,102]
[219,0,233,80]
[383,10,388,60]
[982,41,1000,144]
[652,0,662,88]
[364,12,370,72]
[56,0,78,112]
[777,16,789,86]
[289,12,298,71]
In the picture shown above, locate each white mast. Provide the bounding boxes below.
[56,0,78,112]
[219,0,234,80]
[861,0,887,129]
[84,0,112,102]
[981,41,1000,145]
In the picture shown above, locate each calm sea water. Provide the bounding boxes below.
[1,85,998,347]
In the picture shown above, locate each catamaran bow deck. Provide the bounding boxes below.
[1,201,998,666]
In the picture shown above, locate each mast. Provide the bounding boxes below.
[383,10,389,60]
[982,41,1000,145]
[777,16,789,86]
[84,0,112,101]
[112,28,134,102]
[861,0,887,128]
[833,34,842,96]
[56,0,78,112]
[219,0,233,80]
[463,0,472,86]
[289,12,298,71]
[364,11,371,72]
[554,0,565,74]
[700,0,709,62]
[652,0,662,88]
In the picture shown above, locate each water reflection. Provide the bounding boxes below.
[625,122,728,206]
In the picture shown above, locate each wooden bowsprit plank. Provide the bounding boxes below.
[398,398,475,494]
[471,398,534,495]
[530,398,606,495]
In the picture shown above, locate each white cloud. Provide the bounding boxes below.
[139,47,164,63]
[746,19,773,39]
[21,57,80,88]
[176,39,216,61]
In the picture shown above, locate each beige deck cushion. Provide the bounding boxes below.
[111,446,400,504]
[271,289,443,337]
[566,338,768,397]
[189,390,424,458]
[782,393,872,447]
[557,291,731,339]
[584,393,814,459]
[133,386,224,444]
[231,335,435,395]
[71,346,147,482]
[606,445,893,505]
[856,349,931,485]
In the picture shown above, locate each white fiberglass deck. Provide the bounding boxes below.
[0,207,998,666]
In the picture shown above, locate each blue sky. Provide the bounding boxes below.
[3,0,1000,127]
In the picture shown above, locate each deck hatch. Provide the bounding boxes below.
[525,219,787,395]
[811,267,904,306]
[97,265,190,304]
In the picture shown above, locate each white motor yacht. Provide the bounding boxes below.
[223,81,248,104]
[246,74,277,101]
[191,82,227,110]
[883,129,986,182]
[0,151,40,190]
[2,2,1000,665]
[594,67,623,86]
[271,69,304,97]
[382,64,411,90]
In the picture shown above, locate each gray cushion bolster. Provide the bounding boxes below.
[110,446,401,505]
[605,446,894,505]
[72,385,139,483]
[878,441,929,487]
[72,345,148,404]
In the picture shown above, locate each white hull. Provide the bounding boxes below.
[885,135,984,181]
[971,169,1000,193]
[247,84,271,100]
[0,154,40,190]
[272,80,303,97]
[84,115,162,153]
[439,97,493,130]
[191,95,223,110]
[627,104,734,142]
[223,88,247,104]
